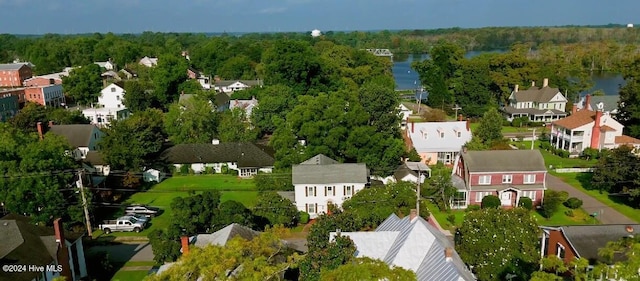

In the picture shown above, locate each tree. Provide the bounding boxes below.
[123,80,154,112]
[406,147,422,162]
[298,234,357,281]
[251,85,297,134]
[320,257,416,281]
[170,191,221,235]
[99,109,166,171]
[591,146,640,205]
[472,107,504,147]
[422,163,457,211]
[215,200,255,230]
[164,94,219,144]
[357,82,401,136]
[456,208,540,281]
[618,58,640,138]
[542,190,568,218]
[148,225,182,264]
[61,63,103,106]
[150,53,188,107]
[342,182,417,229]
[9,103,89,133]
[252,191,299,228]
[480,195,501,209]
[261,39,325,93]
[306,212,363,252]
[217,108,258,143]
[146,226,301,281]
[412,40,464,110]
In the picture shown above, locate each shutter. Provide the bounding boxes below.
[324,186,327,196]
[343,186,346,196]
[315,203,318,214]
[305,204,308,212]
[314,187,317,197]
[305,186,308,197]
[333,186,336,196]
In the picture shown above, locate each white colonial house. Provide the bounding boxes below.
[406,120,472,165]
[139,56,158,67]
[94,60,116,71]
[214,80,263,93]
[162,142,275,178]
[98,82,125,108]
[292,154,369,218]
[81,107,131,127]
[229,97,259,117]
[550,105,640,153]
[47,124,104,160]
[502,78,568,122]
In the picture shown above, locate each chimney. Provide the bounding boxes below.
[543,78,549,88]
[585,94,592,111]
[458,114,463,121]
[54,218,73,281]
[444,247,453,262]
[571,104,577,115]
[590,110,603,150]
[409,209,418,221]
[514,84,519,92]
[531,81,535,87]
[466,119,470,131]
[181,236,190,256]
[37,122,44,140]
[411,122,415,133]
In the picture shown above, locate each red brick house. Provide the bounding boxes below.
[24,84,65,108]
[450,149,547,209]
[0,63,33,87]
[540,224,640,264]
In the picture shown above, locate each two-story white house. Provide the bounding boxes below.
[293,154,369,218]
[97,82,125,109]
[46,123,104,160]
[550,103,640,153]
[503,78,568,122]
[405,120,472,165]
[82,82,131,127]
[214,80,263,94]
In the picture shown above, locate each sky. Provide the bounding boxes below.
[0,0,638,34]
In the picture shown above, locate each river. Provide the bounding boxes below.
[392,52,625,96]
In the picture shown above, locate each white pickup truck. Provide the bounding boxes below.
[99,216,146,234]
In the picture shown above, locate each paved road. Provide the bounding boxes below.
[546,175,636,224]
[87,242,155,262]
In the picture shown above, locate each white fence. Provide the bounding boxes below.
[554,168,594,173]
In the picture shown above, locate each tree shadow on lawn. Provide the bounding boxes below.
[575,173,634,207]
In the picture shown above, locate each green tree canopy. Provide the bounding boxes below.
[341,182,417,229]
[217,108,258,143]
[618,56,640,138]
[320,257,416,281]
[164,94,219,144]
[252,191,299,228]
[9,103,89,133]
[61,63,103,106]
[471,107,504,147]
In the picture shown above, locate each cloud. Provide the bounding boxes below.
[258,7,287,14]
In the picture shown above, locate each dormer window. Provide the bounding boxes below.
[111,87,116,92]
[457,131,461,138]
[423,132,428,139]
[440,132,444,138]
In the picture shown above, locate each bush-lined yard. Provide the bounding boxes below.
[511,140,597,168]
[95,175,258,238]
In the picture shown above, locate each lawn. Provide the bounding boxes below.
[511,140,596,168]
[551,172,640,223]
[425,201,465,231]
[111,270,150,281]
[95,175,259,238]
[468,123,545,134]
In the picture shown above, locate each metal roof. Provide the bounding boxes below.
[407,121,472,153]
[292,155,368,185]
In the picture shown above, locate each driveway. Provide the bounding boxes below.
[546,175,636,224]
[87,242,154,262]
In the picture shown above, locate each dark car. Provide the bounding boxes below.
[124,205,159,218]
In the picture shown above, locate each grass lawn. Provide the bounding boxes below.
[425,201,465,231]
[96,175,259,238]
[111,270,150,281]
[468,123,544,134]
[532,204,598,226]
[511,140,596,168]
[551,172,640,223]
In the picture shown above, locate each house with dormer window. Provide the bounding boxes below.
[405,120,472,165]
[503,78,568,122]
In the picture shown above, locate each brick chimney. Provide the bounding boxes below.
[53,218,73,281]
[409,209,418,221]
[466,119,470,131]
[585,94,592,111]
[571,104,577,114]
[37,122,44,140]
[543,78,549,88]
[411,122,415,133]
[590,110,603,149]
[458,114,463,121]
[444,247,453,262]
[181,236,190,256]
[514,84,519,92]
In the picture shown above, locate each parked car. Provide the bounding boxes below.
[125,213,150,223]
[99,216,146,234]
[125,205,159,217]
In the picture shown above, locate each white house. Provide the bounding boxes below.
[550,105,640,153]
[406,120,472,165]
[81,107,131,127]
[292,154,369,218]
[576,94,620,115]
[162,142,275,178]
[503,78,568,122]
[329,211,476,281]
[214,80,263,94]
[46,124,104,160]
[139,56,158,67]
[94,60,116,71]
[229,97,258,117]
[98,82,125,109]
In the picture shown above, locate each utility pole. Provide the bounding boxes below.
[529,128,537,150]
[416,169,421,214]
[77,169,93,238]
[452,104,462,118]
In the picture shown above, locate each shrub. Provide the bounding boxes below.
[481,195,501,209]
[564,210,574,217]
[447,214,456,226]
[466,205,481,212]
[511,116,530,128]
[529,121,544,127]
[179,165,190,175]
[542,190,565,218]
[539,141,552,151]
[299,211,310,224]
[564,197,583,209]
[581,148,600,160]
[518,197,533,210]
[204,166,215,174]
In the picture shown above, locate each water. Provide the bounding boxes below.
[393,52,624,95]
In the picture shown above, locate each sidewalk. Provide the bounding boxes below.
[546,175,636,225]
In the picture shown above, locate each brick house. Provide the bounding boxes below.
[0,63,33,87]
[24,84,65,108]
[450,149,547,209]
[0,88,26,105]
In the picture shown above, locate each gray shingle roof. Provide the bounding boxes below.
[512,86,564,103]
[579,95,620,113]
[0,63,29,71]
[161,142,275,168]
[462,150,546,172]
[84,151,106,165]
[544,224,640,263]
[292,155,368,185]
[335,214,476,281]
[48,124,98,147]
[192,223,258,248]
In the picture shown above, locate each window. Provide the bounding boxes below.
[307,204,316,213]
[457,131,461,138]
[423,132,428,139]
[502,174,512,184]
[116,95,120,100]
[306,186,316,197]
[478,175,491,185]
[440,132,444,138]
[556,243,566,259]
[524,174,536,184]
[475,191,492,202]
[111,87,116,92]
[344,185,353,196]
[522,191,536,201]
[325,186,335,196]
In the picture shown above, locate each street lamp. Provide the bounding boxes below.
[528,128,537,150]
